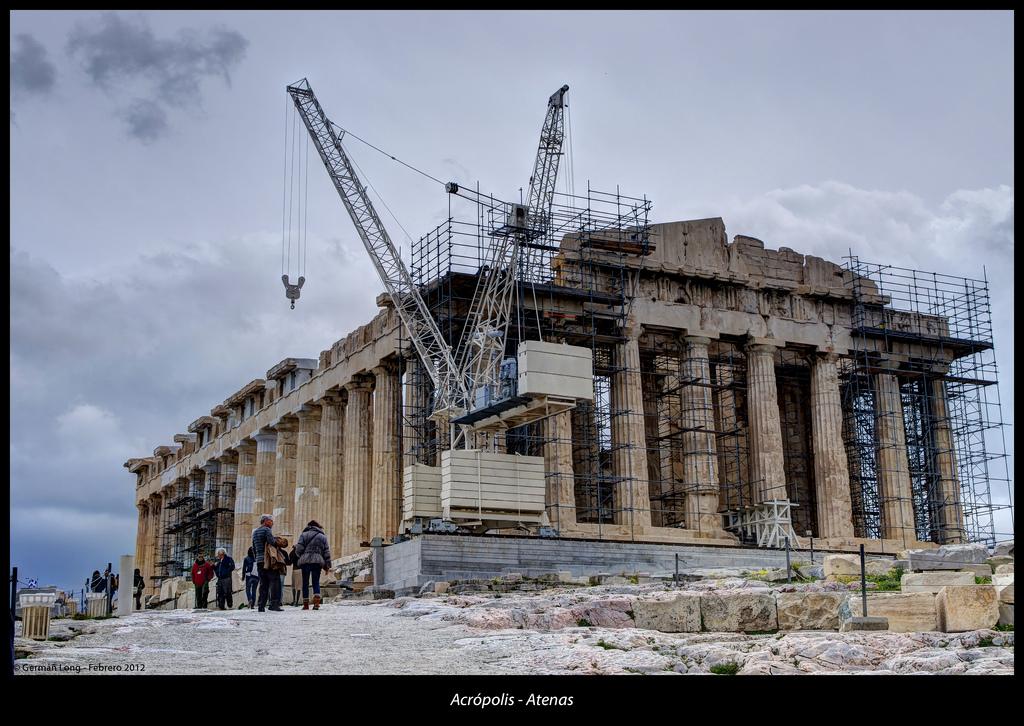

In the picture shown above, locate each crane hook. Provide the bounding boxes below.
[282,274,305,310]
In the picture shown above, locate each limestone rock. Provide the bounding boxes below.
[824,554,861,577]
[700,591,778,632]
[997,603,1013,627]
[991,540,1014,558]
[776,592,848,631]
[864,560,896,577]
[995,563,1014,575]
[632,592,701,633]
[434,581,450,594]
[901,571,975,594]
[863,593,938,632]
[796,565,824,580]
[992,574,1013,604]
[957,564,994,578]
[987,556,1014,571]
[901,543,989,571]
[418,580,435,596]
[936,585,999,632]
[840,616,888,632]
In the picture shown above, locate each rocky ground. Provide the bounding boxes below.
[14,581,1014,675]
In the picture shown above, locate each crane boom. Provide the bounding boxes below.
[456,84,570,412]
[286,79,468,413]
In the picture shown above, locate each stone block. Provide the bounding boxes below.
[700,591,778,632]
[998,603,1013,627]
[987,556,1014,571]
[864,592,938,632]
[776,592,848,631]
[993,574,1013,604]
[796,564,824,580]
[901,571,976,594]
[901,543,989,571]
[865,560,896,577]
[824,554,860,577]
[840,616,889,632]
[995,563,1014,575]
[957,564,993,578]
[936,585,999,632]
[991,540,1014,558]
[632,592,701,633]
[433,581,450,594]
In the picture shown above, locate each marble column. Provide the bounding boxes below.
[610,325,652,529]
[317,391,346,557]
[252,431,277,526]
[233,441,258,561]
[543,409,577,531]
[680,336,725,536]
[713,359,748,510]
[929,379,964,543]
[403,356,426,467]
[342,377,374,555]
[809,354,855,539]
[217,455,237,553]
[135,502,148,585]
[746,343,788,503]
[571,402,601,521]
[148,494,162,593]
[370,363,402,541]
[874,372,915,542]
[293,405,322,536]
[272,418,299,540]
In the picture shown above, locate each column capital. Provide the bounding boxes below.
[273,416,299,433]
[745,339,779,355]
[812,351,840,365]
[297,403,322,421]
[202,461,220,474]
[372,359,400,377]
[252,429,277,445]
[345,375,374,393]
[218,450,240,465]
[683,335,712,347]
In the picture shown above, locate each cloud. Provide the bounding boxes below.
[66,12,248,141]
[10,33,57,98]
[10,230,382,587]
[119,98,168,143]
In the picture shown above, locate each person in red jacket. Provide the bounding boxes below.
[191,555,215,609]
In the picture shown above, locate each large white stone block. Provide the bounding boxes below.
[901,543,989,571]
[863,592,938,632]
[700,591,777,632]
[936,585,999,633]
[901,571,976,594]
[776,592,848,631]
[632,592,701,632]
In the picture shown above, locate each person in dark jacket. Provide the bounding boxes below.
[252,514,282,612]
[213,548,236,610]
[242,547,259,609]
[293,520,332,610]
[133,569,145,610]
[90,570,106,593]
[191,555,215,609]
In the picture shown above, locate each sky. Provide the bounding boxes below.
[9,10,1014,591]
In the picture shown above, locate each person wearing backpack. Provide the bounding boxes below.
[252,514,283,612]
[293,520,332,610]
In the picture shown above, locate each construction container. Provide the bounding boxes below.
[517,341,594,401]
[441,449,546,523]
[403,463,443,520]
[19,594,56,640]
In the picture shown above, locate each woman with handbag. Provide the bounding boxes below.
[293,520,332,610]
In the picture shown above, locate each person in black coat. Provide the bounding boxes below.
[213,548,236,610]
[133,569,145,610]
[242,547,259,609]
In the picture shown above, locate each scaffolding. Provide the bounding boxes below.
[840,257,1012,547]
[393,177,1011,547]
[400,184,654,533]
[155,477,234,582]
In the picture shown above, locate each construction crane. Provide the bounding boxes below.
[288,78,591,533]
[286,79,469,416]
[455,85,570,423]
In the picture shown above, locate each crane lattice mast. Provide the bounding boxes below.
[286,79,469,415]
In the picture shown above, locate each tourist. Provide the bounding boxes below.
[293,520,332,610]
[213,548,236,610]
[90,570,105,593]
[133,569,145,610]
[252,514,283,612]
[242,547,259,609]
[290,562,302,607]
[191,555,215,609]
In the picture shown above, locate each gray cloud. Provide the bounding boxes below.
[66,12,248,141]
[120,98,168,143]
[10,33,57,97]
